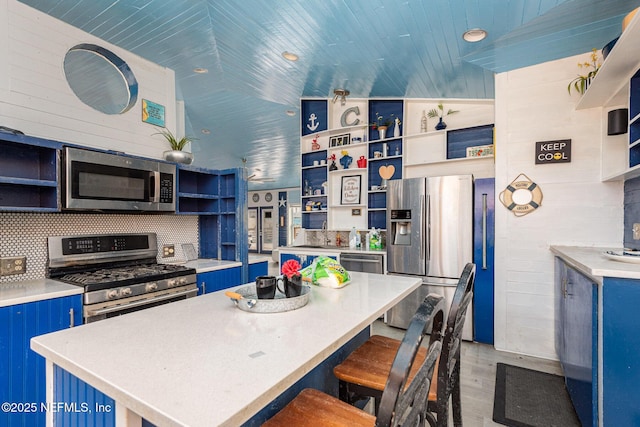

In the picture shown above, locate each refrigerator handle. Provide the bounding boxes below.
[425,194,430,261]
[482,193,487,270]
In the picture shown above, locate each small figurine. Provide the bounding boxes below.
[311,134,320,151]
[328,154,338,171]
[339,150,353,169]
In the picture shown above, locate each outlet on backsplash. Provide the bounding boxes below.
[1,256,27,276]
[634,223,640,240]
[162,244,175,258]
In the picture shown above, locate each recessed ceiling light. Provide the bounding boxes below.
[201,128,211,134]
[282,51,299,61]
[193,67,208,74]
[462,28,487,42]
[285,110,296,116]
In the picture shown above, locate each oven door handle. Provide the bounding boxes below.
[86,289,195,317]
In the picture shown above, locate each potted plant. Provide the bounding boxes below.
[155,128,197,164]
[567,48,601,95]
[370,112,398,140]
[427,103,459,130]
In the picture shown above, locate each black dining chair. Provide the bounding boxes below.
[262,293,446,427]
[333,263,475,427]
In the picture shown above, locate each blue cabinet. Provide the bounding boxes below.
[601,276,640,426]
[473,178,495,344]
[0,133,62,212]
[555,259,597,427]
[280,252,337,269]
[0,295,82,427]
[248,261,269,282]
[197,266,242,295]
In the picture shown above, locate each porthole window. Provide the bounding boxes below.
[63,43,138,115]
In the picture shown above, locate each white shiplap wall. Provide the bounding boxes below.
[494,54,624,359]
[0,0,177,159]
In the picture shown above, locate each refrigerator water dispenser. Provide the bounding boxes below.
[390,209,412,245]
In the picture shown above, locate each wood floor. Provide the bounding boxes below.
[373,320,563,427]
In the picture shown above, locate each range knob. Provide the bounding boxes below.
[178,277,188,285]
[121,288,132,297]
[146,283,158,292]
[107,289,119,299]
[167,279,177,287]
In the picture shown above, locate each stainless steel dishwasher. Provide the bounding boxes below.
[339,252,384,274]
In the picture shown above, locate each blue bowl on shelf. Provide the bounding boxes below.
[602,36,619,60]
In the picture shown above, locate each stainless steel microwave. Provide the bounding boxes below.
[62,147,176,212]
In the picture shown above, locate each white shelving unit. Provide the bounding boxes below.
[574,12,640,181]
[300,97,495,230]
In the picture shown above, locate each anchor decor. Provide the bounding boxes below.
[307,113,320,132]
[301,99,328,136]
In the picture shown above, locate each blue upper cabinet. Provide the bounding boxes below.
[176,165,221,215]
[301,100,328,136]
[0,132,62,212]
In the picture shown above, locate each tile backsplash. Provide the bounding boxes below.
[0,213,199,282]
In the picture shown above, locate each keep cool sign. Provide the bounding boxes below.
[535,139,571,164]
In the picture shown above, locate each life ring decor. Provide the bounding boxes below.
[499,173,543,217]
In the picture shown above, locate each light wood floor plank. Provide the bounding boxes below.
[373,320,562,427]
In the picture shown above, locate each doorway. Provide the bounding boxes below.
[249,207,274,254]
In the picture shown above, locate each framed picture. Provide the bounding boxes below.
[341,175,361,205]
[351,208,361,216]
[330,133,351,147]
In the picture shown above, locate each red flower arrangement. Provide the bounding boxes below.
[281,259,302,279]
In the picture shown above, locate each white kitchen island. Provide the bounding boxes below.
[31,272,420,427]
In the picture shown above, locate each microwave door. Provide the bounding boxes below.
[64,147,176,212]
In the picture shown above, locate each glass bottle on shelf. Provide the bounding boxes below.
[421,110,428,133]
[304,179,312,196]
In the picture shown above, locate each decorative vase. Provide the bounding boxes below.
[357,156,367,168]
[339,154,353,169]
[393,118,401,137]
[377,126,387,140]
[435,118,447,131]
[163,150,193,164]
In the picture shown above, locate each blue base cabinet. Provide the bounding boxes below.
[554,258,640,426]
[197,266,242,295]
[601,276,640,426]
[279,252,337,270]
[0,295,82,427]
[555,258,596,427]
[248,261,268,282]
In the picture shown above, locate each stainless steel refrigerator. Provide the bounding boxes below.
[385,175,474,340]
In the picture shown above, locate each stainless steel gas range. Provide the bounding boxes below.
[47,233,197,323]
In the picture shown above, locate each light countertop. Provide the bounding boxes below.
[550,246,640,282]
[248,254,271,264]
[182,259,242,273]
[31,272,420,427]
[280,246,386,255]
[0,279,84,307]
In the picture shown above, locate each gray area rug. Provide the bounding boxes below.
[493,363,580,427]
